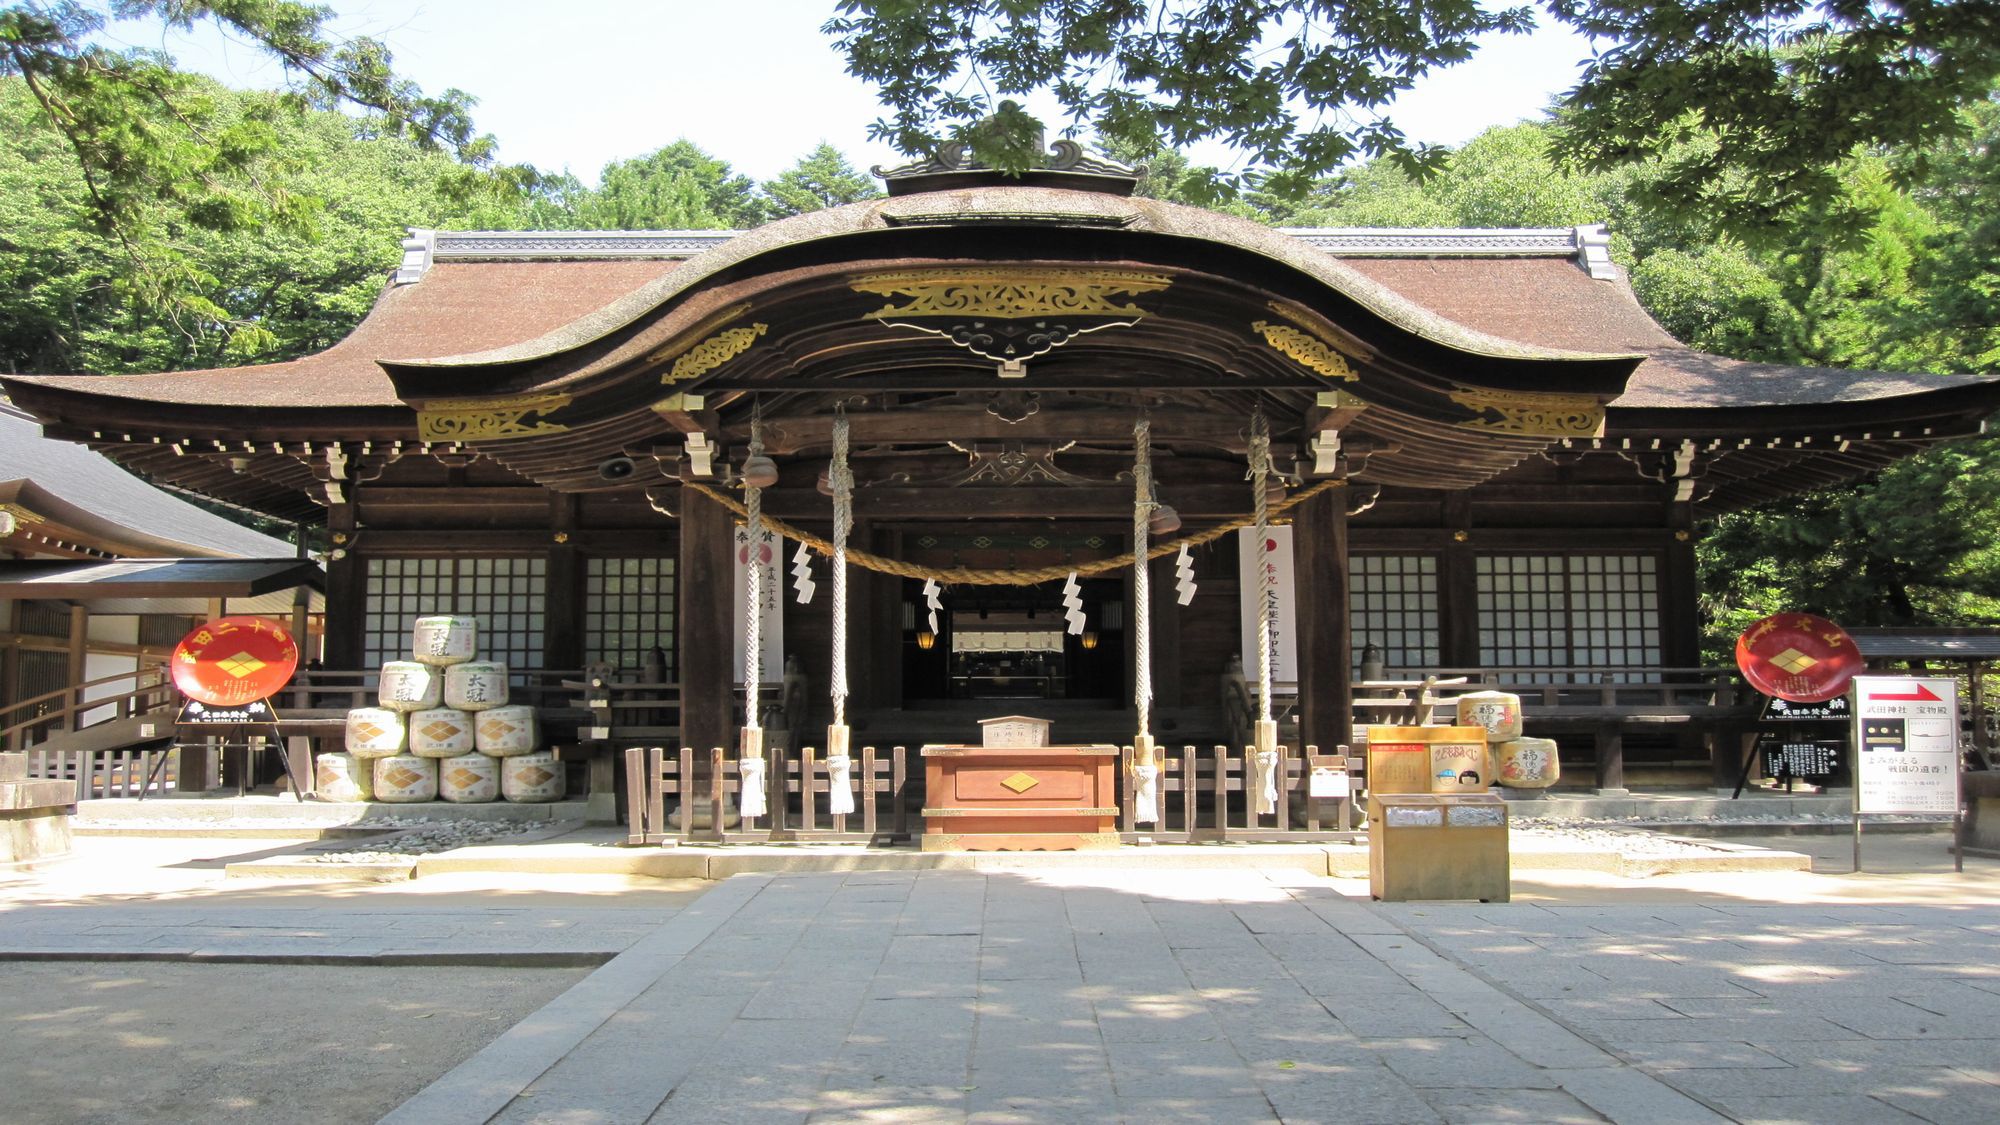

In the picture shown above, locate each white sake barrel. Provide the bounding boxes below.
[475,705,539,756]
[501,751,565,803]
[443,662,510,711]
[343,707,405,758]
[411,615,478,666]
[407,708,475,758]
[1497,737,1562,789]
[438,753,501,803]
[372,755,439,803]
[377,661,441,712]
[1455,691,1524,741]
[314,752,374,802]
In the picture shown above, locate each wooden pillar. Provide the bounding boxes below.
[1595,725,1626,792]
[323,501,364,669]
[851,523,901,712]
[1440,494,1478,668]
[679,485,734,756]
[1294,484,1351,754]
[1662,505,1701,667]
[64,605,87,731]
[544,495,583,671]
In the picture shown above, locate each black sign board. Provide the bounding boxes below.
[176,697,274,726]
[1764,694,1851,722]
[1763,739,1842,778]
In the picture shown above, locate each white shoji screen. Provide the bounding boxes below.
[1476,554,1661,672]
[363,557,548,671]
[585,557,676,676]
[1350,554,1440,672]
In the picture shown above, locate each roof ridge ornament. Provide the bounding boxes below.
[873,104,1140,197]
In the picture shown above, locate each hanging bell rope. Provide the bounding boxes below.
[685,477,1342,587]
[1249,408,1275,730]
[1132,416,1154,746]
[741,408,767,736]
[828,413,853,729]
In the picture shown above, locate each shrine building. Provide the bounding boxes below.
[5,148,1997,805]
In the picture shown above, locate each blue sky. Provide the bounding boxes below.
[99,1,1599,184]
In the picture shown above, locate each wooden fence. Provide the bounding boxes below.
[623,743,1359,846]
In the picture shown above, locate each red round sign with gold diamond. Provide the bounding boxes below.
[171,617,300,707]
[1735,612,1861,703]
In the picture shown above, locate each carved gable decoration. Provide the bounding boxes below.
[850,267,1171,378]
[1449,387,1606,438]
[416,393,573,442]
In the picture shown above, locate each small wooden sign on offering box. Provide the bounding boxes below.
[1364,725,1492,795]
[978,715,1052,748]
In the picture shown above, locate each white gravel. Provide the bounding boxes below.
[294,819,570,864]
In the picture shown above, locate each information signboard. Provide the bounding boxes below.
[1851,676,1959,814]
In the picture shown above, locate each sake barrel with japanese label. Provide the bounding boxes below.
[1496,737,1562,789]
[500,750,565,803]
[438,752,500,803]
[377,661,440,712]
[474,704,539,756]
[411,615,478,666]
[406,708,475,758]
[443,662,509,711]
[372,754,438,803]
[1455,691,1524,741]
[313,752,374,802]
[343,707,405,758]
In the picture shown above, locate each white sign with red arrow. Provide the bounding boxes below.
[1851,676,1959,814]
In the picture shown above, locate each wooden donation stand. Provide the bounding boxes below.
[921,716,1119,851]
[1364,724,1511,902]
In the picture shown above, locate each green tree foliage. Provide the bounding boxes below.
[0,76,531,374]
[571,141,770,230]
[825,0,2000,220]
[763,141,881,217]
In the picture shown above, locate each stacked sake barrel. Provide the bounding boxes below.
[1454,691,1560,792]
[331,616,564,804]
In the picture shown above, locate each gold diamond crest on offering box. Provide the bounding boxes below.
[383,766,425,789]
[217,652,267,679]
[421,720,463,742]
[1001,772,1040,794]
[1771,648,1819,674]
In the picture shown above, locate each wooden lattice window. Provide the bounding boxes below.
[1350,554,1440,672]
[363,557,547,671]
[1476,554,1661,672]
[585,557,676,677]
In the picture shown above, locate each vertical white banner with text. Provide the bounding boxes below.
[732,524,785,685]
[1238,526,1298,688]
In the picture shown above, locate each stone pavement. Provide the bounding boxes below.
[377,865,2000,1125]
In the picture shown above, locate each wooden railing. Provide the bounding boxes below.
[621,742,1360,847]
[0,664,176,752]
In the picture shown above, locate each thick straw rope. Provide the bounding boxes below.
[687,478,1342,587]
[1250,411,1274,725]
[829,415,852,727]
[1133,418,1153,740]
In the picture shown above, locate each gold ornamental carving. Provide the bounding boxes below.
[662,323,769,385]
[415,393,572,442]
[1252,320,1358,382]
[0,502,44,526]
[850,267,1172,319]
[1449,387,1606,438]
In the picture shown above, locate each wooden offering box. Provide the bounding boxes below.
[920,745,1120,851]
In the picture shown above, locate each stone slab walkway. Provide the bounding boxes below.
[378,867,2000,1124]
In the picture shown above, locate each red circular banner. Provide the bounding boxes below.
[1735,612,1861,703]
[171,617,300,707]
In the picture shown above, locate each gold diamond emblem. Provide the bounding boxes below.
[1772,648,1819,674]
[216,652,267,679]
[421,720,462,742]
[516,766,555,786]
[354,722,388,742]
[383,766,424,789]
[480,720,518,740]
[1001,772,1040,794]
[446,768,483,788]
